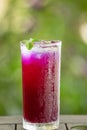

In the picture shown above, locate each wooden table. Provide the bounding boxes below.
[0,115,87,130]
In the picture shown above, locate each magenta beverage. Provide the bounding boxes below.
[20,39,62,130]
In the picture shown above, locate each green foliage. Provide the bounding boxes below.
[0,0,87,115]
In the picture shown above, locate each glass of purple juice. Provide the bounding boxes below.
[20,39,62,130]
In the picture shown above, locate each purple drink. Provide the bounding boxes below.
[20,40,61,130]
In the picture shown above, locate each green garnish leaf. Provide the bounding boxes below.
[22,38,39,50]
[26,38,34,50]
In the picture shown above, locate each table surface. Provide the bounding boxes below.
[0,115,87,130]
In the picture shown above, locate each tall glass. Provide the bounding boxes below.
[20,40,62,130]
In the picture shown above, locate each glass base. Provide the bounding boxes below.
[23,118,59,130]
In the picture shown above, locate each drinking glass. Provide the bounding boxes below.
[20,40,62,130]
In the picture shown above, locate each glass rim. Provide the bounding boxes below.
[20,40,62,48]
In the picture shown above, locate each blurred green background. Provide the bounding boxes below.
[0,0,87,115]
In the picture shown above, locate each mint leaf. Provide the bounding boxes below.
[22,38,37,50]
[22,38,40,50]
[26,38,34,50]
